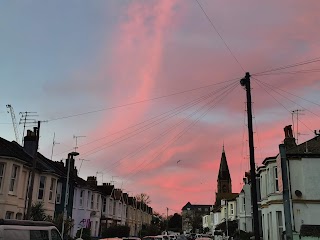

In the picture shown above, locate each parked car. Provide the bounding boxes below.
[0,219,62,240]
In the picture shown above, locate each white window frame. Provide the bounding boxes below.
[88,191,91,208]
[96,194,100,210]
[230,203,234,215]
[38,176,46,200]
[109,199,113,215]
[274,167,279,192]
[91,193,94,210]
[0,163,5,192]
[277,211,283,239]
[56,182,62,204]
[49,178,56,201]
[5,211,14,219]
[79,190,84,208]
[102,197,107,213]
[9,165,19,195]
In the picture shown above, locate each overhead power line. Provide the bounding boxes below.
[80,81,239,158]
[98,81,239,175]
[121,83,239,184]
[253,68,320,76]
[253,79,320,108]
[253,78,320,119]
[54,80,238,157]
[252,78,314,134]
[253,57,320,76]
[196,0,245,72]
[47,78,238,122]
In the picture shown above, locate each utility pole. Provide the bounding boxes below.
[240,72,260,240]
[166,207,169,234]
[26,121,41,219]
[279,144,293,240]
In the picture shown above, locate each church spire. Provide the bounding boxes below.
[217,145,232,193]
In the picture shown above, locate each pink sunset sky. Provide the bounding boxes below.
[1,0,320,214]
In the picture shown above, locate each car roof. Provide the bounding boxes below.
[0,219,56,227]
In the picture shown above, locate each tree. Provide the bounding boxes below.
[135,193,151,204]
[139,224,161,237]
[191,214,203,233]
[168,213,182,232]
[30,202,46,221]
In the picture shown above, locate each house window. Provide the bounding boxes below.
[91,193,94,210]
[230,203,234,215]
[38,176,46,200]
[267,169,270,194]
[9,165,19,194]
[80,190,84,207]
[87,191,91,208]
[49,178,56,201]
[97,194,100,210]
[102,197,106,213]
[5,211,14,219]
[277,211,283,239]
[16,213,23,220]
[0,163,5,192]
[242,197,246,212]
[109,199,113,215]
[56,182,62,204]
[267,212,272,240]
[274,167,279,192]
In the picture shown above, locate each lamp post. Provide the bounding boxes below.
[61,151,79,239]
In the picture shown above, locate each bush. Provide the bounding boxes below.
[139,224,161,237]
[102,225,130,238]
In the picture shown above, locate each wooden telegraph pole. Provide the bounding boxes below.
[240,73,260,239]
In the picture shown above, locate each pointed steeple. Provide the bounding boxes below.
[218,145,230,180]
[217,145,232,194]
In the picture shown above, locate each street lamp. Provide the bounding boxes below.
[61,151,79,239]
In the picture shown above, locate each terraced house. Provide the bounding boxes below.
[0,130,153,238]
[0,130,60,219]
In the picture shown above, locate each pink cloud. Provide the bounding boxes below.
[76,1,320,213]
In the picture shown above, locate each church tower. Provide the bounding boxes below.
[215,145,232,205]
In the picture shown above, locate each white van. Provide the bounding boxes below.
[0,219,62,240]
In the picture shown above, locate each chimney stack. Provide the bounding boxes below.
[23,129,38,157]
[284,125,296,149]
[87,176,97,187]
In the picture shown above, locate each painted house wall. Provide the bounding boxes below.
[0,157,57,219]
[236,182,253,233]
[72,188,101,238]
[259,157,285,240]
[288,157,320,232]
